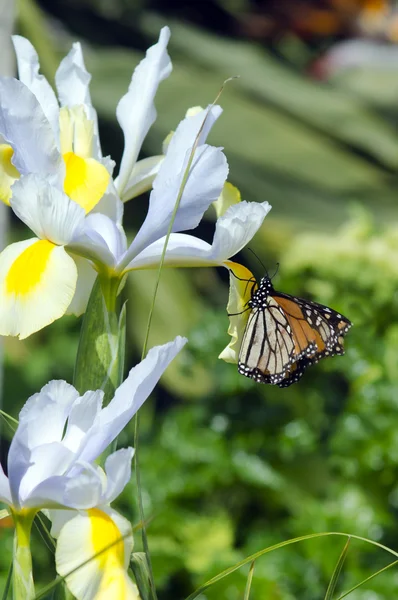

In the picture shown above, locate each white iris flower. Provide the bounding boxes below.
[1,337,186,599]
[0,28,172,338]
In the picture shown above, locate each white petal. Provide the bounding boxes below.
[19,380,79,440]
[55,42,102,159]
[124,106,227,263]
[127,201,271,270]
[8,380,80,505]
[210,200,272,260]
[63,390,104,453]
[0,464,12,505]
[12,36,60,141]
[102,448,134,504]
[62,463,104,508]
[18,442,76,508]
[0,77,63,181]
[56,508,137,600]
[120,154,164,202]
[26,462,103,509]
[69,213,127,268]
[116,27,172,197]
[11,175,85,244]
[65,255,97,316]
[127,233,213,270]
[91,183,124,225]
[77,337,187,463]
[0,239,78,339]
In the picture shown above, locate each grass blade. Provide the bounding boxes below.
[243,561,255,600]
[324,537,351,600]
[184,531,398,600]
[336,559,398,600]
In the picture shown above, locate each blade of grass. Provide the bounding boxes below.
[324,537,351,600]
[2,561,12,600]
[134,77,236,600]
[184,532,398,600]
[243,561,255,600]
[336,559,398,600]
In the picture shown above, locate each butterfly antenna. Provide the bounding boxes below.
[271,262,280,280]
[247,248,269,276]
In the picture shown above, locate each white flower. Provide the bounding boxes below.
[1,337,185,599]
[0,28,174,338]
[0,337,185,510]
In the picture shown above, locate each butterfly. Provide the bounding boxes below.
[236,274,352,387]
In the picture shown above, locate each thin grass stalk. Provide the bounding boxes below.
[134,79,235,600]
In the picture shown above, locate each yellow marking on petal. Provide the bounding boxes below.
[219,261,257,364]
[5,240,55,295]
[89,509,129,597]
[213,182,241,219]
[185,106,204,117]
[0,144,20,206]
[90,508,124,568]
[63,152,109,213]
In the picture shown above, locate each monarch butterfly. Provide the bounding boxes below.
[236,273,352,387]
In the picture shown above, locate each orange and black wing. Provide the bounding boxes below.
[238,289,351,387]
[273,292,352,387]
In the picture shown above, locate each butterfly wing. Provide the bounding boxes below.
[238,285,352,387]
[238,297,297,384]
[273,292,352,387]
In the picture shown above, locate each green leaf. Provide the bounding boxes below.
[73,278,125,404]
[130,553,153,600]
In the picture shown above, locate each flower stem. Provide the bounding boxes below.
[12,510,35,600]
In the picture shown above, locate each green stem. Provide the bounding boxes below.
[12,510,36,600]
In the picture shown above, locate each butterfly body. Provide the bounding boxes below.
[238,275,351,387]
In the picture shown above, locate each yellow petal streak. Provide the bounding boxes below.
[0,144,20,206]
[89,508,128,599]
[219,261,257,364]
[63,152,109,214]
[6,240,55,295]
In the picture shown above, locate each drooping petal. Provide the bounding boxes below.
[120,154,164,202]
[218,262,257,364]
[65,254,97,316]
[0,238,78,338]
[101,448,134,505]
[0,143,19,205]
[0,77,64,182]
[10,174,85,245]
[123,105,227,264]
[12,35,60,140]
[210,200,271,260]
[127,200,271,270]
[55,42,102,159]
[116,27,172,199]
[56,508,138,600]
[25,461,104,509]
[76,337,187,464]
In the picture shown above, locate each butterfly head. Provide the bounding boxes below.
[248,276,273,308]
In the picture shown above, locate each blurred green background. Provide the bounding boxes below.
[2,0,398,598]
